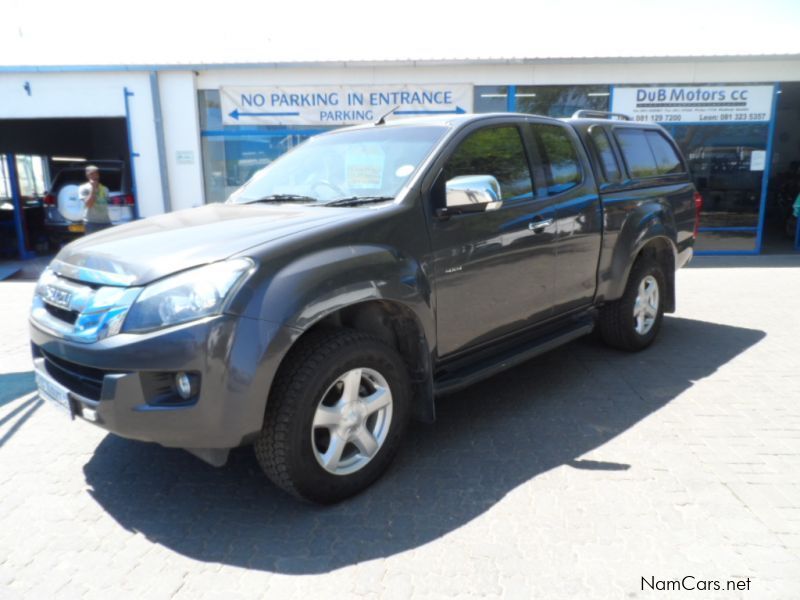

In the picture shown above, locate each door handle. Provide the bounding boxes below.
[528,218,553,233]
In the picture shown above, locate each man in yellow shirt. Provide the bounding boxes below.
[78,165,112,234]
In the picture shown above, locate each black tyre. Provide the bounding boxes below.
[254,328,411,503]
[598,258,666,352]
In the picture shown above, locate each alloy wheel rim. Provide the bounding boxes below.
[311,367,393,476]
[633,275,659,335]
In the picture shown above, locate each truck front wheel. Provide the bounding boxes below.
[254,328,411,503]
[598,258,666,351]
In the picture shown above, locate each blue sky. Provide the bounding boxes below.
[2,0,800,66]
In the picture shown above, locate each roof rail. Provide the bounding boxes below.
[571,110,631,121]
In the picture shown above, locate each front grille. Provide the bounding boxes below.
[41,349,112,401]
[43,303,79,325]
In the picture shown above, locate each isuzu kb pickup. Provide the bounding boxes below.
[30,111,700,503]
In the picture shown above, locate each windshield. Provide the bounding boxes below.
[226,125,448,205]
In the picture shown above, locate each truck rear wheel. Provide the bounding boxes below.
[598,258,666,351]
[254,328,410,503]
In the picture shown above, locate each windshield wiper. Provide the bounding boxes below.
[322,196,395,207]
[244,194,319,204]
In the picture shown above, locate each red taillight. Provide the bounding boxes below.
[693,191,703,238]
[44,194,56,206]
[109,194,134,206]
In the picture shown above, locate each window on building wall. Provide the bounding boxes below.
[663,122,768,250]
[16,155,48,198]
[0,155,48,200]
[0,157,9,199]
[516,86,611,117]
[473,86,509,113]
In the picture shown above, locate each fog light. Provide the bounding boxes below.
[175,372,195,400]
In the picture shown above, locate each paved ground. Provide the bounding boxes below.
[0,256,799,599]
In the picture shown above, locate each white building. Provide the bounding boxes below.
[2,2,800,255]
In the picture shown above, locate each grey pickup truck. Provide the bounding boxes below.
[30,111,700,503]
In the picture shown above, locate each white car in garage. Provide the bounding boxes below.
[43,159,136,245]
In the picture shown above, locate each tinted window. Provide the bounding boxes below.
[443,126,533,202]
[531,123,581,195]
[645,130,685,174]
[615,129,659,178]
[588,126,621,182]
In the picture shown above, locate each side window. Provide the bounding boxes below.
[442,126,534,202]
[645,130,685,175]
[588,126,621,182]
[615,129,659,178]
[531,124,581,196]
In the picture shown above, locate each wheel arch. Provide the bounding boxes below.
[599,208,679,313]
[250,245,437,426]
[304,299,435,423]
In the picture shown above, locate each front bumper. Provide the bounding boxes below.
[30,314,298,449]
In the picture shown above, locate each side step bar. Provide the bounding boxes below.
[433,318,594,396]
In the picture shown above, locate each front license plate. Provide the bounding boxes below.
[35,371,74,418]
[68,223,85,233]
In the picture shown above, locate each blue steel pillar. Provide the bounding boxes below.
[124,87,141,219]
[506,86,517,112]
[5,154,36,260]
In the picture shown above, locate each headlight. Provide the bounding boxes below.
[122,258,254,333]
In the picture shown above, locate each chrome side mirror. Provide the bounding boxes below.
[443,175,502,216]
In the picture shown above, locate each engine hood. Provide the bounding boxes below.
[51,203,352,286]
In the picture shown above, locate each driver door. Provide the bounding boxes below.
[427,123,557,357]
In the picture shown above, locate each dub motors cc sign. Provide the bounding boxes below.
[611,85,775,124]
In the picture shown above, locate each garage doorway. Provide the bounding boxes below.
[0,117,133,255]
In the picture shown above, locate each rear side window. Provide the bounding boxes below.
[645,130,685,174]
[615,129,659,178]
[531,123,581,196]
[588,126,621,182]
[443,126,534,202]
